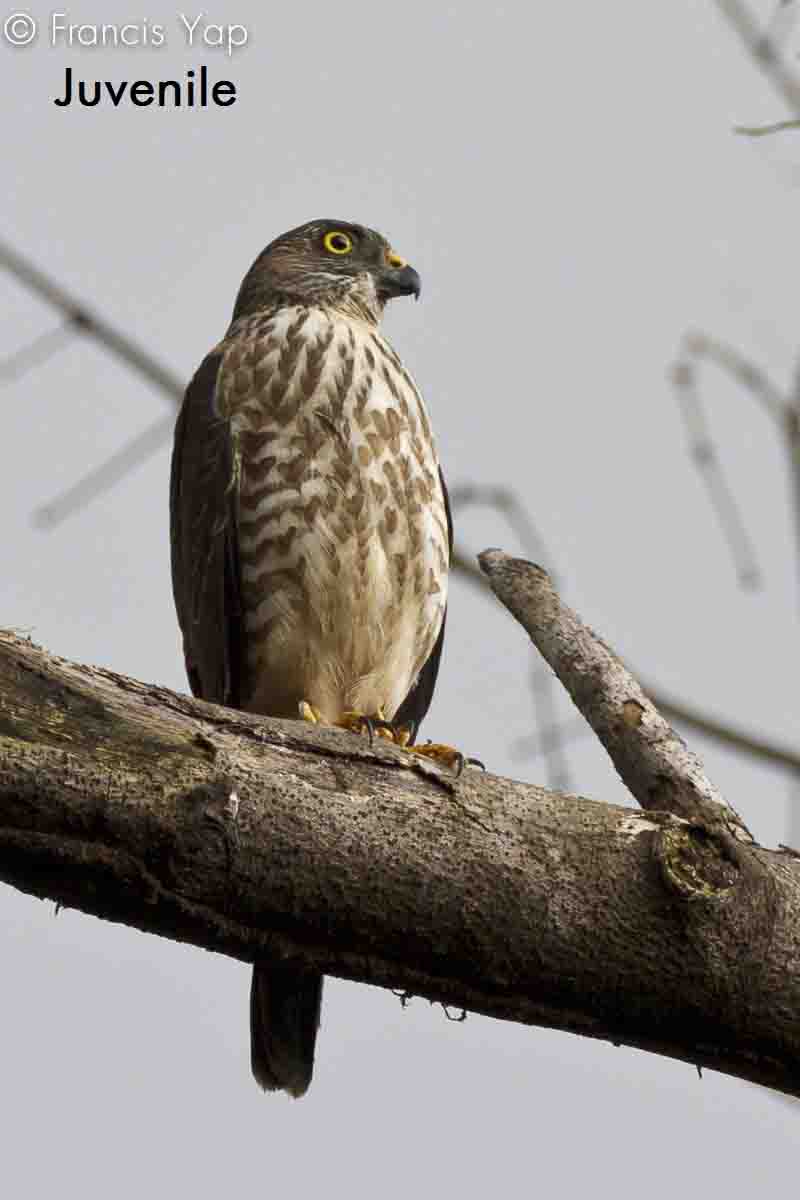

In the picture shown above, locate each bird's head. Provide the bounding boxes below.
[232,219,421,325]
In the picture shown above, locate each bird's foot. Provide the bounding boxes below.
[299,702,395,745]
[298,702,483,774]
[404,741,485,776]
[299,701,325,724]
[338,709,396,744]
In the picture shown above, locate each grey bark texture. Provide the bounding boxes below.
[1,553,799,1097]
[478,550,752,839]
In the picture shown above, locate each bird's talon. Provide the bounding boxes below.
[406,742,472,772]
[338,711,401,746]
[299,707,479,774]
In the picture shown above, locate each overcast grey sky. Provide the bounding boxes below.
[3,1,800,1195]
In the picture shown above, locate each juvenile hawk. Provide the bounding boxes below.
[170,219,451,1097]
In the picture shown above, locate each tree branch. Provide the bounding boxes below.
[2,564,800,1097]
[478,550,752,841]
[453,546,800,775]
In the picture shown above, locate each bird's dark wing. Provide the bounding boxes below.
[393,466,452,739]
[170,351,243,708]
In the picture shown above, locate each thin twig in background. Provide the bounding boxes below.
[670,341,765,588]
[523,665,570,788]
[715,0,800,1112]
[714,0,800,115]
[449,485,570,789]
[4,241,800,783]
[0,320,77,383]
[511,714,589,762]
[677,331,787,424]
[670,330,800,588]
[33,413,176,529]
[448,485,556,581]
[766,0,800,48]
[0,238,178,526]
[0,239,185,402]
[735,118,800,135]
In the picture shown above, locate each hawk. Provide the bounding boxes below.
[170,219,451,1098]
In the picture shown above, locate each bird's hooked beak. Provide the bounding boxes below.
[378,249,421,301]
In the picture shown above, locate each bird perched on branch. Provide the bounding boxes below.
[170,219,452,1097]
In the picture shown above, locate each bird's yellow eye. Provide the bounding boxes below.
[323,230,353,255]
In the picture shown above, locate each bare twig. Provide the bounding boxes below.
[766,0,799,50]
[678,331,787,423]
[714,0,800,114]
[0,239,184,402]
[524,662,571,789]
[511,714,590,761]
[33,412,175,528]
[712,0,800,1116]
[450,485,570,789]
[0,320,76,382]
[735,118,800,135]
[670,331,796,586]
[449,485,556,580]
[671,356,761,587]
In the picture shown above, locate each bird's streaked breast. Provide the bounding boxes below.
[215,305,448,722]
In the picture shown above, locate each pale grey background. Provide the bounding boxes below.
[2,2,799,1195]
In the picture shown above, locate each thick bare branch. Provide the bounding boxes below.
[1,606,799,1097]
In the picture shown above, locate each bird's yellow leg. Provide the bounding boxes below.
[299,703,394,741]
[299,703,479,772]
[298,701,325,724]
[374,720,481,774]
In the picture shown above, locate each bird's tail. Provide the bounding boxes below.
[250,963,323,1098]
